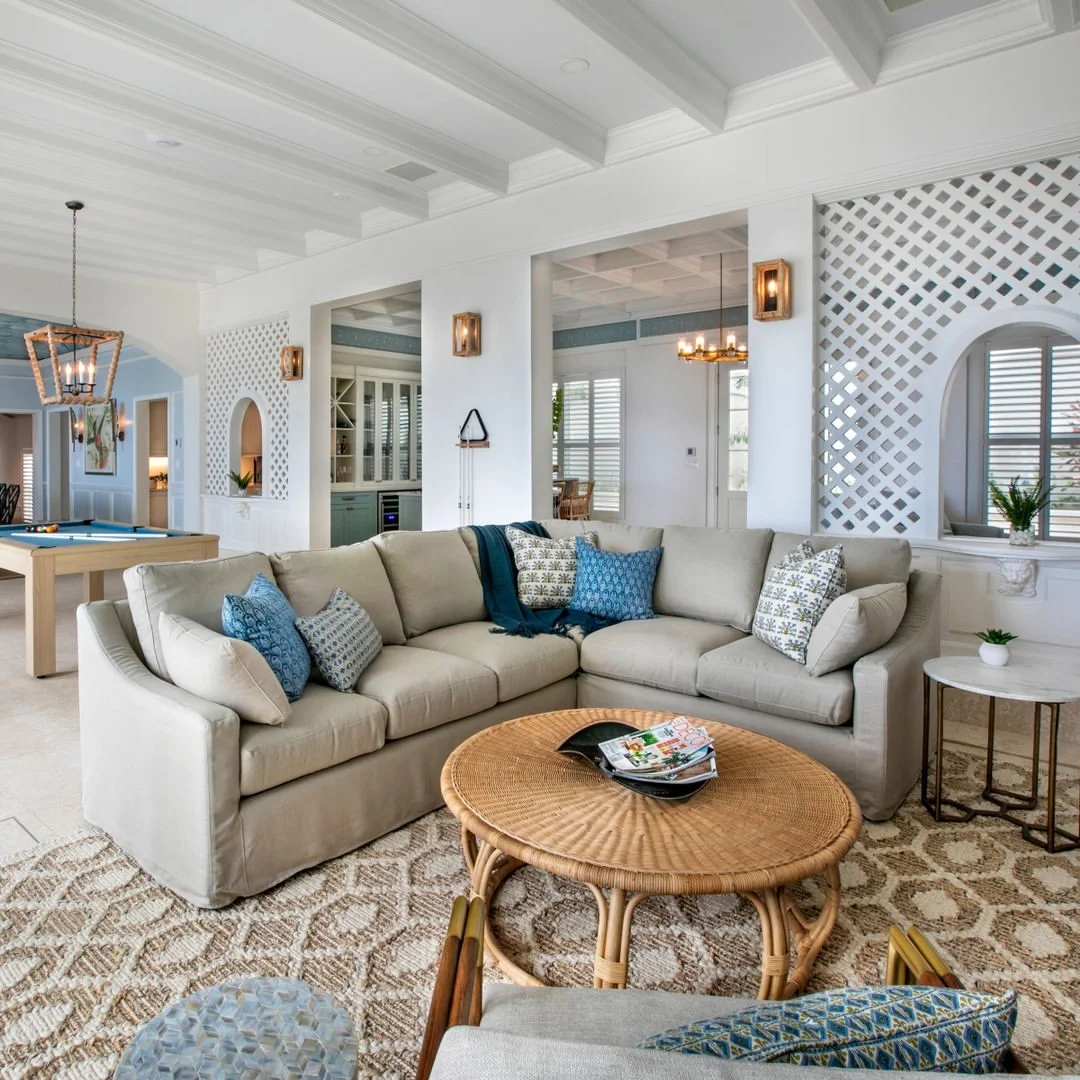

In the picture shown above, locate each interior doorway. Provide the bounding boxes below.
[0,410,44,523]
[133,396,170,527]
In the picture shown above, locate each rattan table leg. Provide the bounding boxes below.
[741,888,790,1000]
[783,862,842,999]
[587,886,645,989]
[465,837,536,987]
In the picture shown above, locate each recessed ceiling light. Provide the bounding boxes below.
[362,146,388,158]
[147,135,182,148]
[558,57,590,75]
[331,191,352,200]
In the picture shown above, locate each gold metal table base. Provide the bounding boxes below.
[922,673,1079,854]
[462,827,841,999]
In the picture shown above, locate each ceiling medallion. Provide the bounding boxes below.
[677,252,747,364]
[23,201,124,406]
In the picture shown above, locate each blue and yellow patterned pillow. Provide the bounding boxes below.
[295,587,383,693]
[222,573,311,702]
[638,985,1017,1074]
[569,537,662,621]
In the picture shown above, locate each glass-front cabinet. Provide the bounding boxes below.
[331,365,421,490]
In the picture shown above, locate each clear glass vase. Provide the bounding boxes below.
[1008,528,1035,546]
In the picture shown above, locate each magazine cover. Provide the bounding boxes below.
[598,718,712,773]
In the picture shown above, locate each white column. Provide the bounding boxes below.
[531,255,555,521]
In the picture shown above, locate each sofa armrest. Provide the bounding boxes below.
[77,600,244,908]
[850,569,942,821]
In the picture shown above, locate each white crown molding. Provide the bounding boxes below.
[549,0,728,133]
[0,43,430,220]
[788,0,885,89]
[360,207,434,238]
[1039,0,1079,32]
[291,0,606,166]
[725,59,855,129]
[605,110,711,165]
[878,0,1050,84]
[17,0,509,193]
[428,182,501,219]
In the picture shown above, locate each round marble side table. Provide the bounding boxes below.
[922,656,1080,853]
[113,977,358,1079]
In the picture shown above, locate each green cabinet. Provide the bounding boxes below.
[330,492,377,547]
[398,493,422,532]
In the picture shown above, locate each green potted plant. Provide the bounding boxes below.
[989,475,1050,546]
[975,628,1016,667]
[229,469,254,497]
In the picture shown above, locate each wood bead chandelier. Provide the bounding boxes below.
[23,201,124,406]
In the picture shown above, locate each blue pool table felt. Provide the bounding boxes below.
[0,521,189,548]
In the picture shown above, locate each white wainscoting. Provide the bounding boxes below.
[911,540,1080,664]
[71,485,133,524]
[202,494,304,553]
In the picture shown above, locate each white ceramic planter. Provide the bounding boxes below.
[979,642,1010,667]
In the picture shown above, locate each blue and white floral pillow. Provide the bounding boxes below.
[295,587,382,693]
[222,573,311,702]
[569,536,662,621]
[753,541,846,664]
[638,985,1017,1074]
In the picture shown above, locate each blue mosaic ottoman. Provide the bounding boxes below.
[114,977,358,1079]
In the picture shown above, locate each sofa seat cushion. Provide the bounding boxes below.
[696,636,854,727]
[355,644,498,739]
[408,622,578,703]
[238,684,387,796]
[580,617,744,696]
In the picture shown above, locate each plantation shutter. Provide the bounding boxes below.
[553,373,623,517]
[1049,343,1080,539]
[986,346,1041,530]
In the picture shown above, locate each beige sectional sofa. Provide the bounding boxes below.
[77,521,940,908]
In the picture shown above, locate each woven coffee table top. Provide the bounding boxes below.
[442,708,861,896]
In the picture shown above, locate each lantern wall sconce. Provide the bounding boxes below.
[752,259,791,321]
[280,345,304,381]
[452,312,481,356]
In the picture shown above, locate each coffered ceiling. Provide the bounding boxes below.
[333,288,422,337]
[0,0,1074,288]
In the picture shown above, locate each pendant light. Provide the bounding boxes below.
[676,253,747,364]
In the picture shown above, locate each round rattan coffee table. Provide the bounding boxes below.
[441,708,862,1000]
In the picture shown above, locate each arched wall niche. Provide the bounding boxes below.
[228,394,268,496]
[930,303,1080,538]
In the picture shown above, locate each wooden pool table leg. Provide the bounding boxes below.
[25,561,56,678]
[83,570,105,603]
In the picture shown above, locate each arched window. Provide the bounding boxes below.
[229,397,264,496]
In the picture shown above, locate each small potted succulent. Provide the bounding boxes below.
[229,469,254,497]
[975,628,1016,667]
[989,476,1050,546]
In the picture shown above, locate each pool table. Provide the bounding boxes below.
[0,520,219,677]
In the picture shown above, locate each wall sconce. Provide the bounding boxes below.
[115,400,126,442]
[69,406,84,450]
[280,345,304,381]
[452,312,481,356]
[753,259,791,321]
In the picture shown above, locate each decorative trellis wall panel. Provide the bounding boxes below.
[816,155,1080,535]
[206,318,290,500]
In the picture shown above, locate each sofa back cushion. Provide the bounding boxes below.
[375,529,486,637]
[768,532,910,591]
[124,551,274,678]
[540,519,663,553]
[653,527,774,632]
[269,541,405,645]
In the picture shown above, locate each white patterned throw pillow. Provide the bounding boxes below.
[752,542,847,664]
[505,527,597,609]
[295,587,382,693]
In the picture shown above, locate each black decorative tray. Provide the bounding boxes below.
[556,721,711,802]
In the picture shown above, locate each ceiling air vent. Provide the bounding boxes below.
[385,161,437,182]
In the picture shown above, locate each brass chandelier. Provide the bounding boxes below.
[676,253,747,364]
[24,200,124,406]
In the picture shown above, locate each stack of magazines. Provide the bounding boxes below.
[596,717,716,787]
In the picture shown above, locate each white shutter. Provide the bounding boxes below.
[553,373,623,517]
[986,346,1042,530]
[21,450,33,522]
[1050,344,1080,539]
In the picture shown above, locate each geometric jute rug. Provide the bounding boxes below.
[1,744,1077,1079]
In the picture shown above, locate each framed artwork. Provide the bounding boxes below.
[84,400,118,475]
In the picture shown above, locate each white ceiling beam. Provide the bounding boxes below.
[0,114,368,239]
[1039,0,1078,32]
[0,160,306,256]
[292,0,606,165]
[549,0,727,132]
[0,43,430,220]
[18,0,508,192]
[788,0,884,90]
[0,238,204,284]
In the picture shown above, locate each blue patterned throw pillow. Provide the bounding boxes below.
[569,537,662,621]
[222,573,311,702]
[295,587,383,693]
[638,986,1017,1074]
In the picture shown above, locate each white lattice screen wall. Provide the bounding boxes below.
[206,318,290,500]
[816,155,1080,535]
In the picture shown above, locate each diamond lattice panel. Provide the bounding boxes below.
[816,155,1080,534]
[206,319,290,500]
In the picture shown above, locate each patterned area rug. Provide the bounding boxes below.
[1,744,1077,1079]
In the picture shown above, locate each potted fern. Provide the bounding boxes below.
[975,628,1016,667]
[229,469,254,497]
[989,476,1050,546]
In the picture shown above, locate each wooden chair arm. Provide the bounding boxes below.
[416,896,485,1080]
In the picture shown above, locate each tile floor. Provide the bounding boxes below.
[0,567,1076,860]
